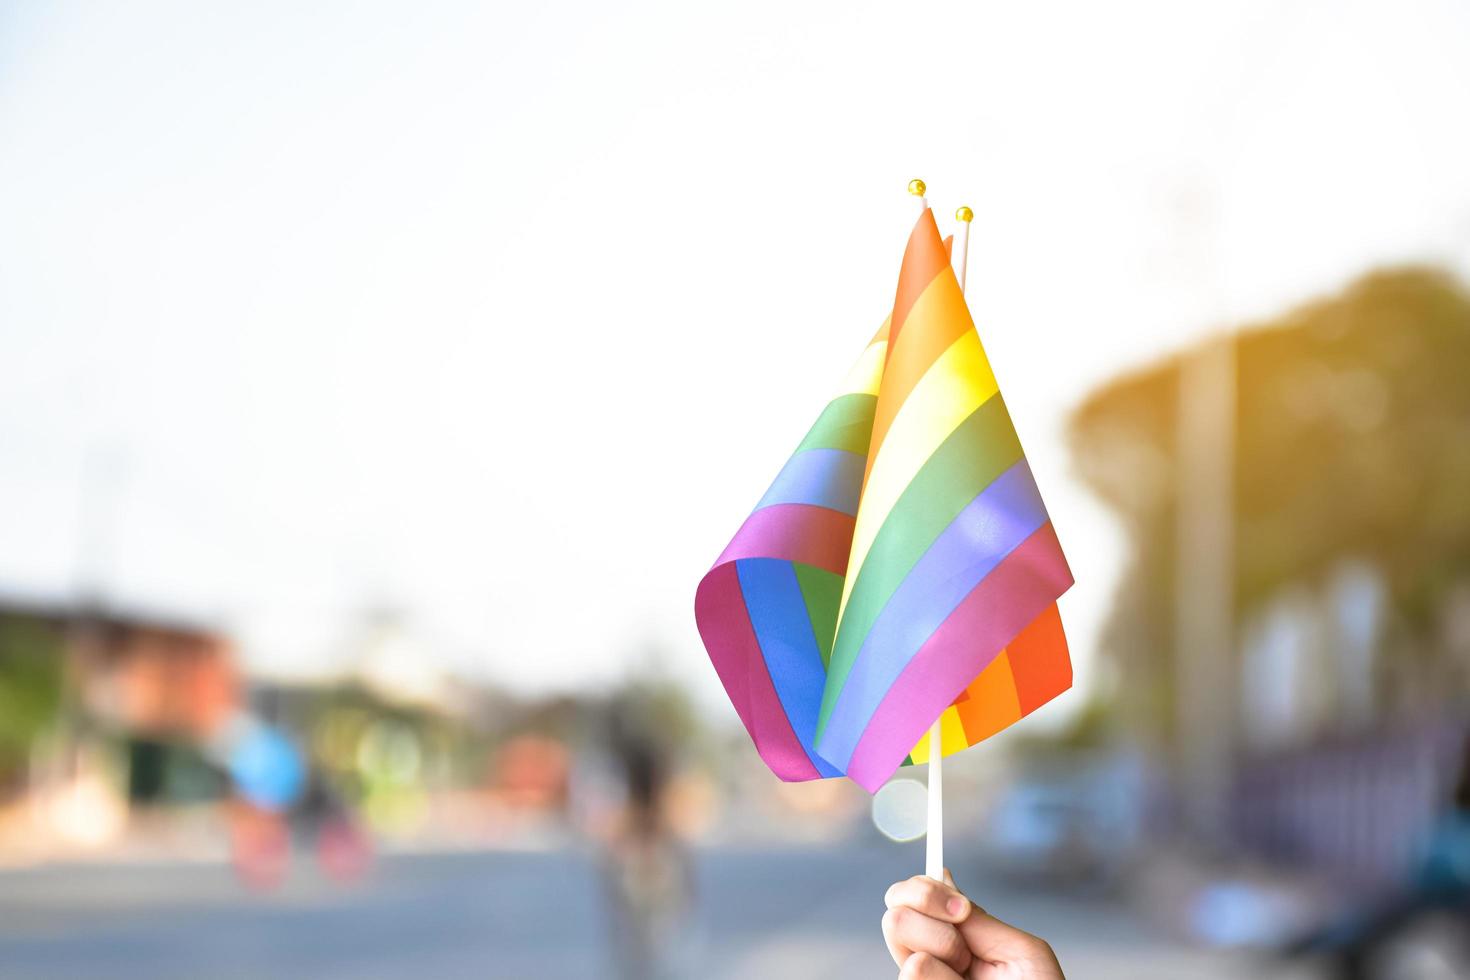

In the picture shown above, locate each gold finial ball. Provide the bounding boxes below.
[907,178,927,197]
[956,206,974,223]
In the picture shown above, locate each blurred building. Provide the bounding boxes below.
[0,599,238,805]
[69,611,238,742]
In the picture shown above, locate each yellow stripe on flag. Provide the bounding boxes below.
[837,337,888,398]
[908,705,968,764]
[836,292,997,618]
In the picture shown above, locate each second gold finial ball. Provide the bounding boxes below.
[908,178,926,197]
[956,206,974,223]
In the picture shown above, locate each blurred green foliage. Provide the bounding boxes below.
[0,615,64,789]
[1071,268,1470,735]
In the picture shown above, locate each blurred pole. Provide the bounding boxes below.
[1174,335,1236,847]
[52,442,128,784]
[74,442,127,605]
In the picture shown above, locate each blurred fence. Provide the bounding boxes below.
[1231,715,1468,891]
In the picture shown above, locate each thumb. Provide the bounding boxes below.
[942,870,1062,974]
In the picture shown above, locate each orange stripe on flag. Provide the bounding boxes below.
[954,652,1022,744]
[887,210,950,353]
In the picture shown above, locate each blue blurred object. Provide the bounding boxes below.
[229,726,306,812]
[1191,882,1301,948]
[1417,813,1470,899]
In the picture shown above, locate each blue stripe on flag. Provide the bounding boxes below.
[737,558,843,778]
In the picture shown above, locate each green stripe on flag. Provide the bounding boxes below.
[793,562,842,668]
[795,393,878,456]
[816,393,1024,739]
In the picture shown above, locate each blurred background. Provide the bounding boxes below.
[2,1,1469,977]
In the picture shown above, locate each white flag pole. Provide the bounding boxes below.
[924,202,973,882]
[954,205,972,292]
[926,714,944,880]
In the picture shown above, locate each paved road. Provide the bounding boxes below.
[0,841,1308,979]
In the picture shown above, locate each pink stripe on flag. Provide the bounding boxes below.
[714,503,853,577]
[843,523,1073,792]
[695,561,822,781]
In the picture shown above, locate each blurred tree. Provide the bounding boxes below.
[0,614,64,795]
[1071,267,1470,743]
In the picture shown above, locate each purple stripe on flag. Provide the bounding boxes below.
[755,448,865,516]
[844,523,1073,792]
[816,460,1048,771]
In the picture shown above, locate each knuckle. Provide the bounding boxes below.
[900,951,934,980]
[910,877,940,904]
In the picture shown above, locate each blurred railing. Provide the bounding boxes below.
[1231,716,1468,891]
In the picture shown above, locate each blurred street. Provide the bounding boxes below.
[0,841,1303,980]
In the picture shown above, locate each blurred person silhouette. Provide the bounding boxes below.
[222,721,371,889]
[597,706,696,980]
[1285,729,1470,978]
[228,767,372,889]
[296,769,373,883]
[881,870,1066,979]
[224,721,304,889]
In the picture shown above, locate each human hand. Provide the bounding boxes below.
[881,871,1065,979]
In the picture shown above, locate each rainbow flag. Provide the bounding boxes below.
[695,206,1073,792]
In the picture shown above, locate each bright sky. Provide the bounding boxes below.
[2,1,1468,718]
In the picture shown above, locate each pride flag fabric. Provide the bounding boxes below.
[695,207,1073,793]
